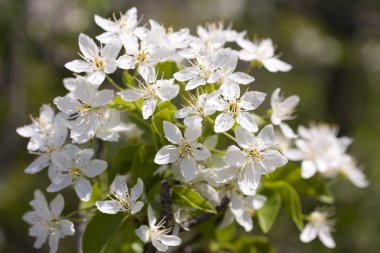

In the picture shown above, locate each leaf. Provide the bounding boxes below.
[172,185,217,213]
[215,223,236,242]
[152,108,176,137]
[256,190,281,233]
[110,144,140,183]
[155,61,179,79]
[108,95,135,111]
[80,182,103,210]
[122,70,135,86]
[266,164,334,204]
[130,144,158,181]
[262,181,303,230]
[82,212,126,253]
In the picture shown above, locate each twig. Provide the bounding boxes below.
[181,196,230,230]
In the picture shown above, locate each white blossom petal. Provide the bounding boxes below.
[75,178,92,201]
[163,121,183,144]
[154,145,180,164]
[180,156,197,182]
[214,113,234,133]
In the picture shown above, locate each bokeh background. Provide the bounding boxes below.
[1,0,379,252]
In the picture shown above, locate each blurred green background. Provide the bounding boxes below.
[1,0,379,252]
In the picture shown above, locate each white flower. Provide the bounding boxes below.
[154,121,211,182]
[135,205,181,252]
[180,21,245,57]
[174,48,228,90]
[94,7,142,52]
[237,38,292,72]
[95,108,125,142]
[47,145,107,201]
[23,190,75,253]
[96,177,144,214]
[322,155,368,188]
[285,124,352,179]
[213,125,287,195]
[174,92,218,126]
[118,68,179,119]
[53,77,114,143]
[221,193,266,231]
[65,33,119,86]
[218,50,255,90]
[210,84,266,133]
[117,35,173,81]
[300,208,336,249]
[270,88,300,138]
[17,105,68,174]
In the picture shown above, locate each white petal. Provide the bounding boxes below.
[236,112,258,133]
[75,178,92,201]
[138,65,156,83]
[94,15,118,32]
[173,67,199,81]
[240,91,266,110]
[212,166,236,184]
[180,156,197,182]
[301,160,317,179]
[300,224,317,243]
[155,81,179,101]
[252,195,267,210]
[279,123,298,139]
[117,55,136,69]
[85,159,107,177]
[130,178,144,202]
[118,89,144,101]
[257,124,276,149]
[318,227,336,248]
[229,72,254,85]
[234,126,258,149]
[95,201,121,214]
[152,239,169,252]
[47,176,72,192]
[154,145,180,164]
[48,231,60,253]
[65,60,91,73]
[224,145,246,167]
[135,225,150,243]
[238,164,260,195]
[191,143,211,161]
[79,33,99,59]
[163,121,183,144]
[50,194,64,217]
[157,234,181,246]
[25,155,50,174]
[59,220,75,236]
[214,113,234,133]
[262,58,292,72]
[221,81,240,100]
[93,89,114,107]
[53,96,81,114]
[260,150,288,173]
[142,98,157,119]
[148,205,157,227]
[185,77,206,91]
[51,152,71,170]
[131,201,144,214]
[184,122,202,142]
[87,70,106,86]
[283,148,304,161]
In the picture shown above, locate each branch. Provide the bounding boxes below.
[181,195,230,230]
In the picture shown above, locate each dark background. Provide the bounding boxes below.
[0,0,379,252]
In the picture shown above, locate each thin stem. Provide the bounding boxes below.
[106,75,123,91]
[129,112,151,129]
[209,147,225,156]
[63,206,95,219]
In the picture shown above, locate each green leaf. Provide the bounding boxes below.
[155,61,179,79]
[122,70,135,86]
[82,212,126,253]
[172,185,217,213]
[80,182,103,210]
[256,190,281,233]
[108,95,135,111]
[152,108,176,137]
[110,144,140,183]
[215,223,236,242]
[262,181,303,230]
[266,164,334,204]
[130,145,158,181]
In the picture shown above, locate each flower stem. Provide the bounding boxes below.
[106,75,123,91]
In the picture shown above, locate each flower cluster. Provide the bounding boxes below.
[18,7,367,253]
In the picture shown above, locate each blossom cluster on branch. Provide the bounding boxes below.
[18,7,368,253]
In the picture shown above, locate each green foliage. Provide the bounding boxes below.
[172,185,217,213]
[110,144,140,183]
[261,181,304,231]
[155,61,180,79]
[152,101,177,138]
[266,164,334,204]
[257,190,281,233]
[122,70,135,86]
[82,212,126,253]
[109,95,136,111]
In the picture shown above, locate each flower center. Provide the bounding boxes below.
[137,50,148,63]
[69,167,83,178]
[228,100,239,115]
[179,143,192,155]
[94,56,104,70]
[310,211,327,226]
[248,148,262,163]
